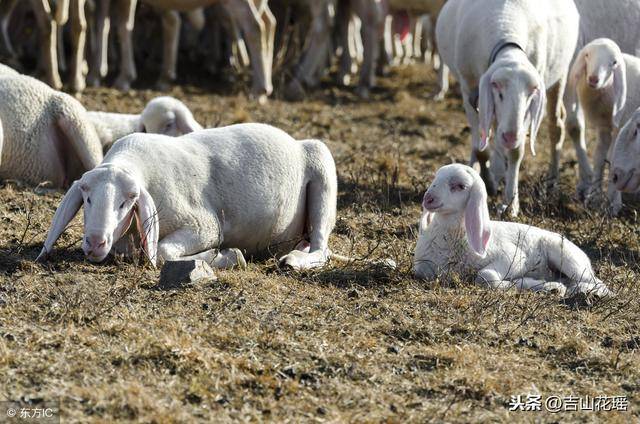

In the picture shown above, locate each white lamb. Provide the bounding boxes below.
[0,70,102,188]
[610,108,640,195]
[414,164,610,298]
[569,38,640,214]
[37,123,394,270]
[87,96,203,149]
[436,0,579,217]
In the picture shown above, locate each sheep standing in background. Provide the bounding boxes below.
[414,164,610,299]
[87,96,202,149]
[0,71,102,188]
[569,39,640,214]
[564,0,640,199]
[37,124,340,269]
[436,0,579,217]
[610,108,640,196]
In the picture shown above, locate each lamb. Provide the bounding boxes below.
[87,96,203,149]
[563,0,640,199]
[0,70,102,188]
[569,39,640,214]
[414,164,610,298]
[37,123,394,270]
[610,108,640,196]
[435,0,579,217]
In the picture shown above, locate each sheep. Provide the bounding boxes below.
[569,38,640,214]
[37,123,395,270]
[0,70,102,188]
[435,0,579,217]
[87,96,203,149]
[610,108,640,196]
[563,0,640,199]
[413,164,611,298]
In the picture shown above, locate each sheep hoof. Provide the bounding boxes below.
[284,79,305,102]
[278,250,307,271]
[114,77,131,91]
[543,282,566,297]
[432,90,446,101]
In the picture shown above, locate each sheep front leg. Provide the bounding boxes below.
[476,269,565,295]
[113,0,137,91]
[87,0,110,87]
[546,81,567,189]
[157,228,246,270]
[158,9,181,90]
[31,0,63,89]
[590,127,612,195]
[0,0,17,60]
[463,94,496,196]
[565,87,593,200]
[501,142,524,217]
[69,0,87,95]
[352,0,384,98]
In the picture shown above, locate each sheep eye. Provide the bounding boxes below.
[451,183,466,192]
[612,60,618,66]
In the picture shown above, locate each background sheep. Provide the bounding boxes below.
[87,95,202,149]
[611,108,640,196]
[436,0,579,217]
[569,38,640,214]
[0,70,102,188]
[414,164,610,299]
[37,123,341,270]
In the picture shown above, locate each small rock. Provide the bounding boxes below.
[158,260,217,289]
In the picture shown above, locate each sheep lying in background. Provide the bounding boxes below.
[611,108,640,196]
[37,124,393,270]
[0,71,102,188]
[569,39,640,214]
[88,96,203,149]
[436,0,579,217]
[414,164,610,298]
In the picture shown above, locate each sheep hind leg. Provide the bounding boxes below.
[476,269,566,296]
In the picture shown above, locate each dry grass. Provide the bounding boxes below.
[0,65,639,422]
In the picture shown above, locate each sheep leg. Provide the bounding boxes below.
[336,0,354,86]
[501,143,524,217]
[590,127,612,195]
[546,240,610,298]
[0,0,17,59]
[476,269,566,295]
[463,95,497,196]
[352,0,384,99]
[31,0,63,90]
[434,62,449,101]
[606,138,623,216]
[87,0,110,86]
[156,228,245,269]
[69,0,87,95]
[113,0,137,91]
[158,9,181,90]
[546,81,567,189]
[565,88,593,200]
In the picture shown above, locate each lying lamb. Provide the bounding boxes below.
[414,164,610,298]
[0,69,102,188]
[569,38,640,213]
[436,0,579,216]
[37,123,393,270]
[87,96,203,149]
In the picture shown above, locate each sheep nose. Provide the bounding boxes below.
[86,235,107,249]
[422,192,436,208]
[502,132,517,148]
[588,75,599,86]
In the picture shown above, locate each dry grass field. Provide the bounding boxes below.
[0,65,639,422]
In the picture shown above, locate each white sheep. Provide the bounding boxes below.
[37,123,394,270]
[610,108,640,195]
[436,0,579,217]
[564,0,640,199]
[87,96,203,149]
[569,38,640,214]
[0,70,102,188]
[414,164,610,298]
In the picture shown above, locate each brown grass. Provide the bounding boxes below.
[0,65,638,422]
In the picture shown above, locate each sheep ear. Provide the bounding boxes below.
[134,185,159,267]
[464,175,492,257]
[175,109,202,134]
[569,48,587,88]
[613,59,627,127]
[478,70,495,152]
[528,79,546,156]
[36,181,83,261]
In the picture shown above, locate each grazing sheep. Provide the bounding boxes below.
[88,96,203,149]
[610,108,640,196]
[436,0,579,217]
[564,0,640,198]
[37,123,393,270]
[414,164,610,298]
[569,39,640,214]
[0,71,102,188]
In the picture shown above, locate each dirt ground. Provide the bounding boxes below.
[0,64,639,423]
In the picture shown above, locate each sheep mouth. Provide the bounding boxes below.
[423,203,443,212]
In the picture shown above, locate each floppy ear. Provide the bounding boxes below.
[134,185,159,267]
[175,108,202,134]
[612,57,627,127]
[528,77,546,156]
[478,70,495,152]
[569,48,587,88]
[464,174,492,257]
[419,209,433,235]
[36,182,83,261]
